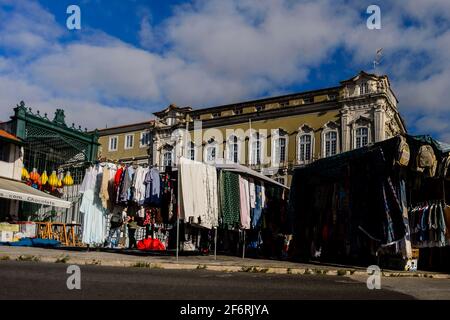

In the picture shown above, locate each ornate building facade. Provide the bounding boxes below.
[150,71,406,186]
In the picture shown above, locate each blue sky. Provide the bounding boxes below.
[0,0,449,141]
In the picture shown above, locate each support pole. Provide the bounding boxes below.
[242,230,246,259]
[176,169,180,262]
[214,227,218,261]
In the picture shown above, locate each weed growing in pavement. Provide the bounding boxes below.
[196,265,207,270]
[337,269,347,276]
[55,255,70,264]
[16,255,40,262]
[241,266,269,273]
[313,269,329,275]
[132,262,151,268]
[85,259,101,266]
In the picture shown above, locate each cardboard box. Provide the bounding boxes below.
[0,231,13,242]
[0,223,19,232]
[19,223,36,238]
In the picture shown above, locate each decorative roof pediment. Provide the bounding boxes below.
[298,124,314,133]
[340,71,379,84]
[352,116,372,126]
[153,103,192,119]
[323,121,340,130]
[272,128,288,136]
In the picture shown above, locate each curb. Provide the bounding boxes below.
[1,253,449,279]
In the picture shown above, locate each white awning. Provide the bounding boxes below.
[0,177,71,209]
[214,163,289,189]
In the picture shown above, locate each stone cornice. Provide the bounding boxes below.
[186,101,340,130]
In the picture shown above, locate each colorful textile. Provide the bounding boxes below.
[220,171,241,229]
[137,237,166,251]
[179,158,218,229]
[239,176,251,230]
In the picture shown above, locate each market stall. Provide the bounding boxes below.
[77,158,290,260]
[288,134,450,271]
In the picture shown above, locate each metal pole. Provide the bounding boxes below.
[214,227,218,261]
[176,169,180,262]
[242,230,246,259]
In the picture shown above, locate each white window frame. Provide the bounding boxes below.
[227,135,241,163]
[297,132,314,164]
[322,130,339,158]
[205,141,218,164]
[360,82,369,95]
[271,129,288,166]
[140,131,150,148]
[354,126,370,149]
[249,132,264,166]
[162,146,174,168]
[124,134,134,150]
[187,141,195,161]
[109,136,118,152]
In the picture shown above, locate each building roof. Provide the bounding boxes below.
[153,104,193,118]
[0,129,23,145]
[96,120,154,136]
[189,86,340,115]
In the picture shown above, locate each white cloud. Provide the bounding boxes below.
[0,0,449,143]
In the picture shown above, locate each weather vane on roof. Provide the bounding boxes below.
[373,48,383,74]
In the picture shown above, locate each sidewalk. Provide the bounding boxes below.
[1,246,449,279]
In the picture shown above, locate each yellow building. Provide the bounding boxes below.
[97,121,153,165]
[151,71,406,185]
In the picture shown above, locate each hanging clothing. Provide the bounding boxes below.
[114,167,124,190]
[239,176,251,230]
[249,178,256,209]
[219,170,241,229]
[118,167,134,203]
[251,183,263,229]
[261,183,266,208]
[144,168,161,206]
[133,167,149,205]
[79,166,97,194]
[207,164,219,228]
[409,202,449,247]
[79,166,107,246]
[179,157,219,229]
[99,167,111,210]
[115,167,125,204]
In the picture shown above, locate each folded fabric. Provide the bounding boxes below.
[0,238,60,248]
[137,238,166,251]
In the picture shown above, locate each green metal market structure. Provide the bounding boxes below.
[1,101,100,223]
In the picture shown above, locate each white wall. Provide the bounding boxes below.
[0,143,23,181]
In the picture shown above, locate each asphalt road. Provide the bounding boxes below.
[0,261,416,300]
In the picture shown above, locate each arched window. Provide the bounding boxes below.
[205,139,217,163]
[250,132,262,165]
[228,135,239,163]
[324,131,338,157]
[272,129,288,165]
[355,127,369,149]
[298,134,312,162]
